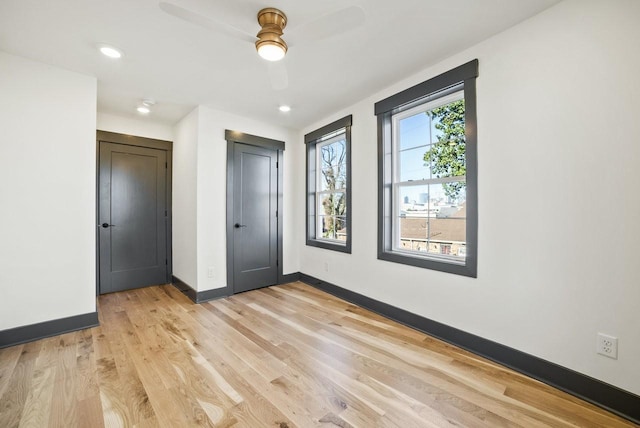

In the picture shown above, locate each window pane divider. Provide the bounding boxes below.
[395,176,466,187]
[317,189,347,195]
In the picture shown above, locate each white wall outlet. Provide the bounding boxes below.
[597,333,618,359]
[207,266,214,278]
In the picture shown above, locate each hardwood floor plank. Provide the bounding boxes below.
[76,394,105,428]
[96,356,131,427]
[75,328,99,402]
[48,333,80,428]
[0,345,25,401]
[122,342,193,428]
[17,338,57,428]
[0,282,636,427]
[0,341,41,428]
[184,340,243,406]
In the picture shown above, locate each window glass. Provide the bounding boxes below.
[392,92,466,261]
[317,136,347,243]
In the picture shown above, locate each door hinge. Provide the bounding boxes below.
[276,210,278,218]
[165,162,168,168]
[165,259,168,265]
[276,161,279,168]
[165,209,167,217]
[276,259,279,266]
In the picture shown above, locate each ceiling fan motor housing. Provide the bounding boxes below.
[255,8,288,55]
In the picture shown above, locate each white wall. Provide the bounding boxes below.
[297,0,640,395]
[172,109,199,287]
[0,52,97,330]
[173,106,299,291]
[97,112,174,142]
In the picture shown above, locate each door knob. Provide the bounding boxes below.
[101,223,115,228]
[234,223,247,228]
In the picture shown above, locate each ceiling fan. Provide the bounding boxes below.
[159,1,366,90]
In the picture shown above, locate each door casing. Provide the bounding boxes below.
[96,131,173,295]
[225,130,284,294]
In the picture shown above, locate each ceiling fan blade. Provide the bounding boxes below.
[159,1,256,43]
[287,5,366,47]
[267,62,288,91]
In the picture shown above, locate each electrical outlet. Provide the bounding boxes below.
[207,267,214,278]
[597,333,618,359]
[324,262,329,272]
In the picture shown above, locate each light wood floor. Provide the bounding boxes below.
[0,282,636,427]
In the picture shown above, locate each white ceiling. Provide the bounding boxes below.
[0,0,560,130]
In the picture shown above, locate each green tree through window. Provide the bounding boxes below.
[424,99,466,199]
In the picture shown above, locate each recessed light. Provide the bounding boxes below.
[279,105,291,112]
[98,44,123,59]
[136,99,155,114]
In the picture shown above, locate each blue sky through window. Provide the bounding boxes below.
[396,103,466,207]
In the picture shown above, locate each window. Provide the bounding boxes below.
[375,60,478,277]
[306,115,352,253]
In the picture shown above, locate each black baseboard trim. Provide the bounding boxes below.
[0,312,99,349]
[172,274,198,301]
[298,273,640,425]
[280,272,301,284]
[196,287,230,303]
[173,273,301,304]
[171,275,229,303]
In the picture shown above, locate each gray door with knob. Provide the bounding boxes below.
[98,141,168,294]
[232,142,278,293]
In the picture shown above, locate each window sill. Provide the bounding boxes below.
[306,239,351,254]
[378,250,476,277]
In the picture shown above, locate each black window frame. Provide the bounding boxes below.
[375,60,478,277]
[305,115,352,253]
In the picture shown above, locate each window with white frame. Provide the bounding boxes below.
[306,115,352,253]
[376,60,478,277]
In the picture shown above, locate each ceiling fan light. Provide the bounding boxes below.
[255,8,288,61]
[257,42,286,61]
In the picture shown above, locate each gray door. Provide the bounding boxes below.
[99,142,168,294]
[232,143,278,293]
